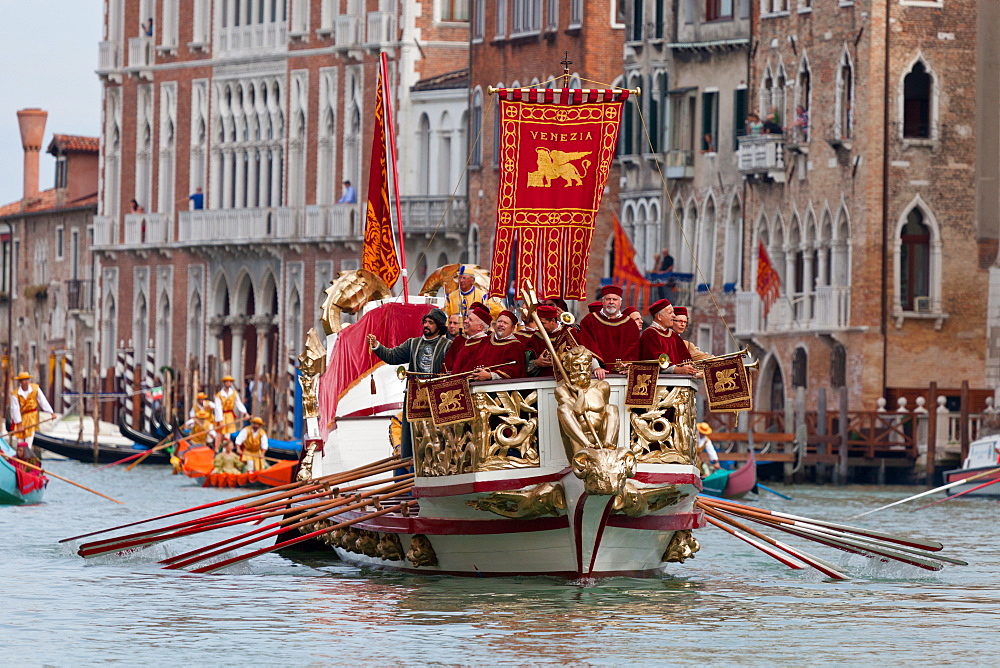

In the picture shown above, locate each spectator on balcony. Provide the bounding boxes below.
[762,112,783,135]
[653,248,674,300]
[141,17,154,37]
[745,113,763,135]
[189,187,204,210]
[787,105,809,143]
[130,199,145,214]
[337,180,357,204]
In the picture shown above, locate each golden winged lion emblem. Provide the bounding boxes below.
[713,368,739,392]
[527,148,592,187]
[437,389,465,413]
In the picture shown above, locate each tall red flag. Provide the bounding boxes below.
[612,213,651,306]
[361,59,401,289]
[756,240,781,317]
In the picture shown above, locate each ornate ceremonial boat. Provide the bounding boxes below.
[0,437,47,504]
[297,296,706,578]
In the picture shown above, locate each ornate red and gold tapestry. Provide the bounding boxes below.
[489,88,629,300]
[361,58,401,289]
[427,377,475,427]
[624,361,660,408]
[702,356,753,413]
[405,377,432,420]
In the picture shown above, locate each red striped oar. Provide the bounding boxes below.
[913,475,1000,510]
[848,466,1000,519]
[191,499,418,574]
[702,514,808,571]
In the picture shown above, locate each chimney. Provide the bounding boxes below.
[16,108,48,200]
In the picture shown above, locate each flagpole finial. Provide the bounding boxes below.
[561,52,573,87]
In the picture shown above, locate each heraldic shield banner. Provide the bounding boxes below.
[702,356,754,413]
[489,88,630,300]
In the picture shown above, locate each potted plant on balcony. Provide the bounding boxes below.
[24,284,48,300]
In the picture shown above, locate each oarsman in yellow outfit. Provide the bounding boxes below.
[10,372,57,447]
[213,375,247,437]
[186,391,219,450]
[235,416,269,473]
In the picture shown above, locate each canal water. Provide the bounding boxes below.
[3,460,997,666]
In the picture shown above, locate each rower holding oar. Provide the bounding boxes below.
[235,417,269,473]
[214,375,248,439]
[10,371,59,450]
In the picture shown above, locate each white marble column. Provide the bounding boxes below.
[234,149,247,208]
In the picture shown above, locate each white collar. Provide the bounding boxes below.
[468,331,487,340]
[602,308,621,319]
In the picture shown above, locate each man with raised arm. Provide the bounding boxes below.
[578,285,640,366]
[638,299,699,376]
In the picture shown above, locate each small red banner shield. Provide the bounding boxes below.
[427,377,476,427]
[703,357,753,413]
[625,362,660,408]
[405,377,432,420]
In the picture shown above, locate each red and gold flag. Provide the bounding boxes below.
[756,240,781,318]
[427,376,475,427]
[702,356,753,413]
[624,361,660,408]
[405,377,432,420]
[612,212,652,308]
[361,58,401,289]
[489,88,629,300]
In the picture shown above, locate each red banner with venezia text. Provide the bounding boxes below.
[361,59,401,289]
[489,88,629,300]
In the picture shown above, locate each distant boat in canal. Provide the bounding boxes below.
[180,444,297,488]
[943,434,1000,498]
[701,452,758,499]
[0,437,47,505]
[33,415,173,466]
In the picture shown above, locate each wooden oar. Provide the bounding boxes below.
[2,414,63,441]
[76,463,408,552]
[701,496,944,552]
[699,503,849,579]
[755,483,793,500]
[191,499,418,574]
[164,481,414,569]
[126,418,250,471]
[701,513,809,570]
[913,475,1000,510]
[0,453,123,504]
[847,466,1000,520]
[63,455,403,543]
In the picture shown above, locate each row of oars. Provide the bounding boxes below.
[697,496,967,580]
[64,456,415,573]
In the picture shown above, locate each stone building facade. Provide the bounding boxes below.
[467,0,626,307]
[93,0,469,420]
[739,0,987,412]
[0,109,99,411]
[620,0,749,357]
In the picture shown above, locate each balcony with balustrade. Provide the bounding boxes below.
[97,41,123,77]
[365,11,396,50]
[217,21,287,57]
[336,15,364,51]
[398,196,467,237]
[737,135,786,182]
[127,36,154,78]
[65,279,94,312]
[734,286,850,337]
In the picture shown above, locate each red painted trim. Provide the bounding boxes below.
[350,513,570,535]
[587,498,615,573]
[413,467,572,497]
[633,471,703,489]
[605,511,706,531]
[337,562,664,579]
[338,403,404,420]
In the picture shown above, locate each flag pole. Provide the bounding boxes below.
[380,51,409,302]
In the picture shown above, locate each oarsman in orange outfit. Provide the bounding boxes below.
[214,375,248,437]
[10,372,57,447]
[235,416,269,472]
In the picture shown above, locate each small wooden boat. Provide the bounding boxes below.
[701,451,758,499]
[181,444,297,488]
[0,437,47,505]
[943,435,1000,498]
[33,416,172,465]
[118,411,163,449]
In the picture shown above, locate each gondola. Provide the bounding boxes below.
[118,410,162,448]
[33,415,172,465]
[701,451,758,499]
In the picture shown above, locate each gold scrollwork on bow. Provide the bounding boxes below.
[662,529,701,563]
[628,386,697,466]
[466,482,566,520]
[412,390,540,477]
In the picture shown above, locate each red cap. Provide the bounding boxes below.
[622,306,638,316]
[649,299,672,316]
[536,305,559,319]
[673,306,688,316]
[498,309,518,324]
[601,285,624,298]
[588,301,602,313]
[469,301,492,325]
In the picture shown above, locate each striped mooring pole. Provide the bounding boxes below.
[123,341,135,429]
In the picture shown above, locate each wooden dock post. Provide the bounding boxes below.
[837,386,849,484]
[960,380,970,463]
[816,388,828,483]
[926,381,937,485]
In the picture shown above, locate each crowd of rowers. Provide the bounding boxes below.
[367,282,711,384]
[183,374,271,475]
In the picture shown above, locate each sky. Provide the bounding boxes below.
[0,0,103,206]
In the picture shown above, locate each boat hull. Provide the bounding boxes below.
[1,441,46,505]
[943,466,1000,498]
[182,445,298,488]
[33,432,172,465]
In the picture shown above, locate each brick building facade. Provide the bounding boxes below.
[467,0,626,308]
[739,0,988,412]
[94,0,469,428]
[0,109,99,412]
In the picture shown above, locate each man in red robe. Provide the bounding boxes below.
[579,285,639,365]
[638,299,699,376]
[446,303,526,379]
[527,304,605,379]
